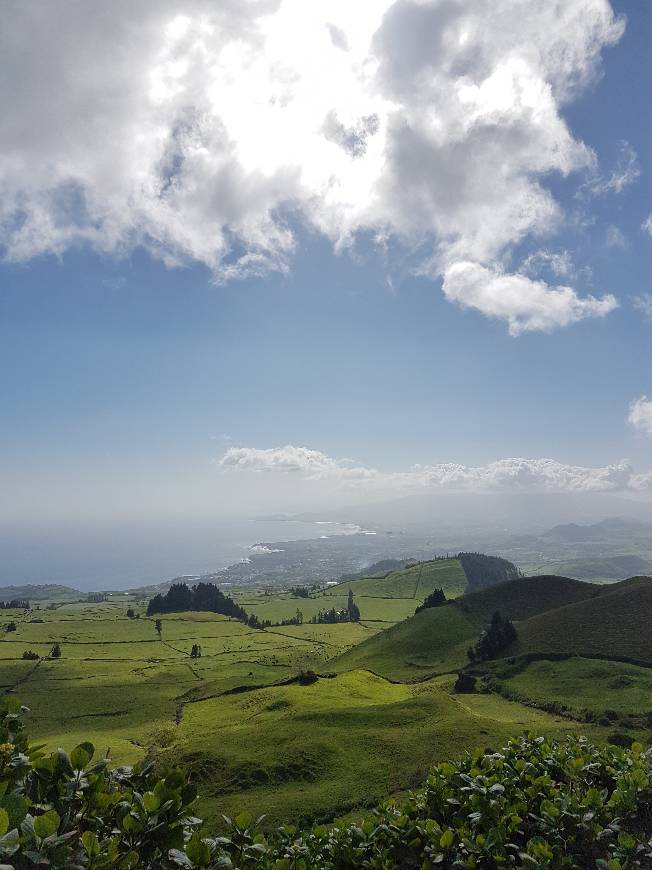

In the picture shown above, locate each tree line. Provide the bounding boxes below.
[147,582,361,629]
[309,589,360,624]
[148,581,274,629]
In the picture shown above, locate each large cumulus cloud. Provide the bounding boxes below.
[0,0,624,331]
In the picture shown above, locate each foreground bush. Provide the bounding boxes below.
[0,698,650,868]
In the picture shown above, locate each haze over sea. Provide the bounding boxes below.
[0,518,369,591]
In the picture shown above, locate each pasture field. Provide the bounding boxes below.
[0,596,371,768]
[496,657,652,718]
[171,670,604,828]
[0,568,649,827]
[232,558,466,627]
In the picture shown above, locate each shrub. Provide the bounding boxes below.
[0,701,651,868]
[0,697,198,868]
[453,672,477,693]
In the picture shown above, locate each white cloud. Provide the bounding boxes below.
[642,215,652,236]
[0,0,624,332]
[628,396,652,437]
[442,261,616,335]
[605,224,627,249]
[633,295,652,320]
[219,445,649,493]
[521,249,576,279]
[580,141,641,197]
[218,445,377,480]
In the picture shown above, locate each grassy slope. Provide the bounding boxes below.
[235,559,467,627]
[333,606,476,680]
[0,601,368,764]
[513,576,652,663]
[334,575,599,681]
[321,559,467,602]
[172,670,604,829]
[499,657,652,717]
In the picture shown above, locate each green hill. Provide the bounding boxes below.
[514,575,652,664]
[334,605,476,679]
[453,574,596,623]
[334,574,598,680]
[321,558,467,602]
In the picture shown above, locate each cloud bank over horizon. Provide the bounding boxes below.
[0,0,627,333]
[219,445,652,494]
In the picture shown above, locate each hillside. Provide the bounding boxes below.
[514,575,652,663]
[531,555,652,582]
[334,574,598,680]
[0,583,80,602]
[453,574,597,623]
[321,558,467,601]
[334,605,476,679]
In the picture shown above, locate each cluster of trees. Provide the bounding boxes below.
[0,599,29,609]
[310,590,360,624]
[4,623,16,633]
[22,644,62,660]
[467,610,517,662]
[147,583,273,630]
[190,644,202,659]
[415,587,446,614]
[288,585,310,598]
[148,582,245,620]
[458,552,520,592]
[1,697,649,868]
[126,608,140,619]
[278,609,304,626]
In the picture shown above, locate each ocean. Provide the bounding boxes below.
[0,517,375,591]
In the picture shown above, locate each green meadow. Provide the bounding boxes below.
[1,561,650,826]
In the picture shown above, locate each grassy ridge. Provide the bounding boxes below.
[333,574,604,681]
[171,669,604,828]
[497,657,652,718]
[334,606,476,680]
[234,558,466,627]
[321,559,467,601]
[514,576,652,663]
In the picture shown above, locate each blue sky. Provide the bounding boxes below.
[0,0,650,525]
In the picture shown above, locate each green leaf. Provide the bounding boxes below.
[0,809,8,837]
[440,829,454,849]
[81,830,100,856]
[71,742,94,769]
[617,831,636,850]
[143,791,160,813]
[186,832,211,865]
[5,697,21,714]
[33,809,60,839]
[234,811,252,829]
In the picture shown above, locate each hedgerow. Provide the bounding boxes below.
[0,697,650,868]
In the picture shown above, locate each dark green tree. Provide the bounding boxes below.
[50,643,61,659]
[155,618,162,638]
[347,589,361,622]
[415,588,446,614]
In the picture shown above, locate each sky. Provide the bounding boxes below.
[1,0,651,528]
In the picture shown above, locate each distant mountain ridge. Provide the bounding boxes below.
[543,516,652,542]
[0,583,80,602]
